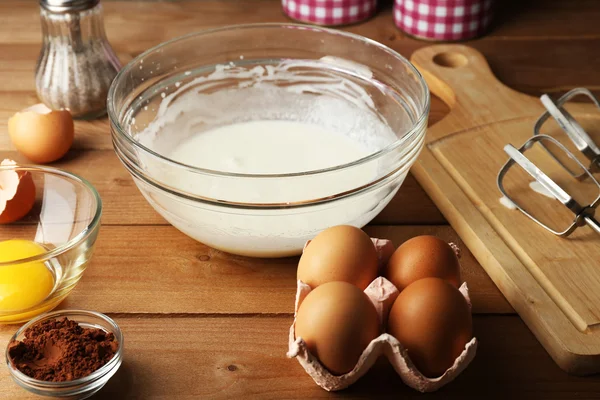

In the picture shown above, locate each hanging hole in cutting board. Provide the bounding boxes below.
[432,52,468,68]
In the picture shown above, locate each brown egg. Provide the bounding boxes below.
[298,225,378,290]
[8,104,74,164]
[385,235,461,291]
[387,277,472,378]
[0,159,36,224]
[294,281,380,375]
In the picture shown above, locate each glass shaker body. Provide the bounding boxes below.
[35,1,121,119]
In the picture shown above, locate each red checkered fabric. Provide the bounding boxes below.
[282,0,377,26]
[394,0,494,41]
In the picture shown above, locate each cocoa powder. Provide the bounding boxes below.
[8,317,119,382]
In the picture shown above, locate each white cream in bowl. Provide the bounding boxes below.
[121,56,424,257]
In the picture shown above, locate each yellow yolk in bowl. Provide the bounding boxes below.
[0,239,54,312]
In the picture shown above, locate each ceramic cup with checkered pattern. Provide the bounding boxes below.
[282,0,378,26]
[394,0,494,41]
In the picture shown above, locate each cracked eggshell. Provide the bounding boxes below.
[8,104,74,164]
[0,159,36,224]
[288,237,477,392]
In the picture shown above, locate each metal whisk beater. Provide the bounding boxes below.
[497,135,600,237]
[534,88,600,180]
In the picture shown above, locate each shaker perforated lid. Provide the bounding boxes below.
[40,0,100,13]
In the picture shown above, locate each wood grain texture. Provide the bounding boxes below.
[5,0,600,44]
[49,225,511,315]
[2,316,600,400]
[410,44,600,375]
[0,93,449,147]
[3,37,600,98]
[0,149,444,225]
[1,1,600,95]
[1,0,600,397]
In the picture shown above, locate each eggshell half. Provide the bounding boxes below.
[288,238,478,392]
[0,159,36,223]
[8,104,74,164]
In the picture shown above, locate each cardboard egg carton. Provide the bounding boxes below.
[287,238,478,392]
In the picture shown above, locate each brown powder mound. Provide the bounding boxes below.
[8,317,119,382]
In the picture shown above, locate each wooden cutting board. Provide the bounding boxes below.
[409,44,600,375]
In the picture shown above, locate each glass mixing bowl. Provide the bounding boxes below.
[109,23,429,257]
[0,165,102,323]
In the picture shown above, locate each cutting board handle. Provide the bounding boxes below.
[411,45,542,138]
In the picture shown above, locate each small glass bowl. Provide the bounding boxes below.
[0,165,102,323]
[5,310,123,399]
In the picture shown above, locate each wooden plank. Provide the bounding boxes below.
[1,150,167,225]
[0,0,596,398]
[38,225,513,315]
[0,94,447,150]
[0,47,132,93]
[2,0,600,46]
[1,315,599,399]
[468,40,600,97]
[372,175,445,224]
[490,0,600,40]
[0,149,445,225]
[0,2,599,98]
[0,40,597,98]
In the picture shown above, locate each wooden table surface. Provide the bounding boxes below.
[2,0,600,398]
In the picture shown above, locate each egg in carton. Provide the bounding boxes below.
[287,237,478,392]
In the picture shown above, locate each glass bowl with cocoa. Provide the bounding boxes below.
[5,310,123,399]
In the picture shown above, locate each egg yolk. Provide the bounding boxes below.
[0,239,54,312]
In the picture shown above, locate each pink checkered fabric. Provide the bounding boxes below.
[394,0,494,41]
[282,0,377,26]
